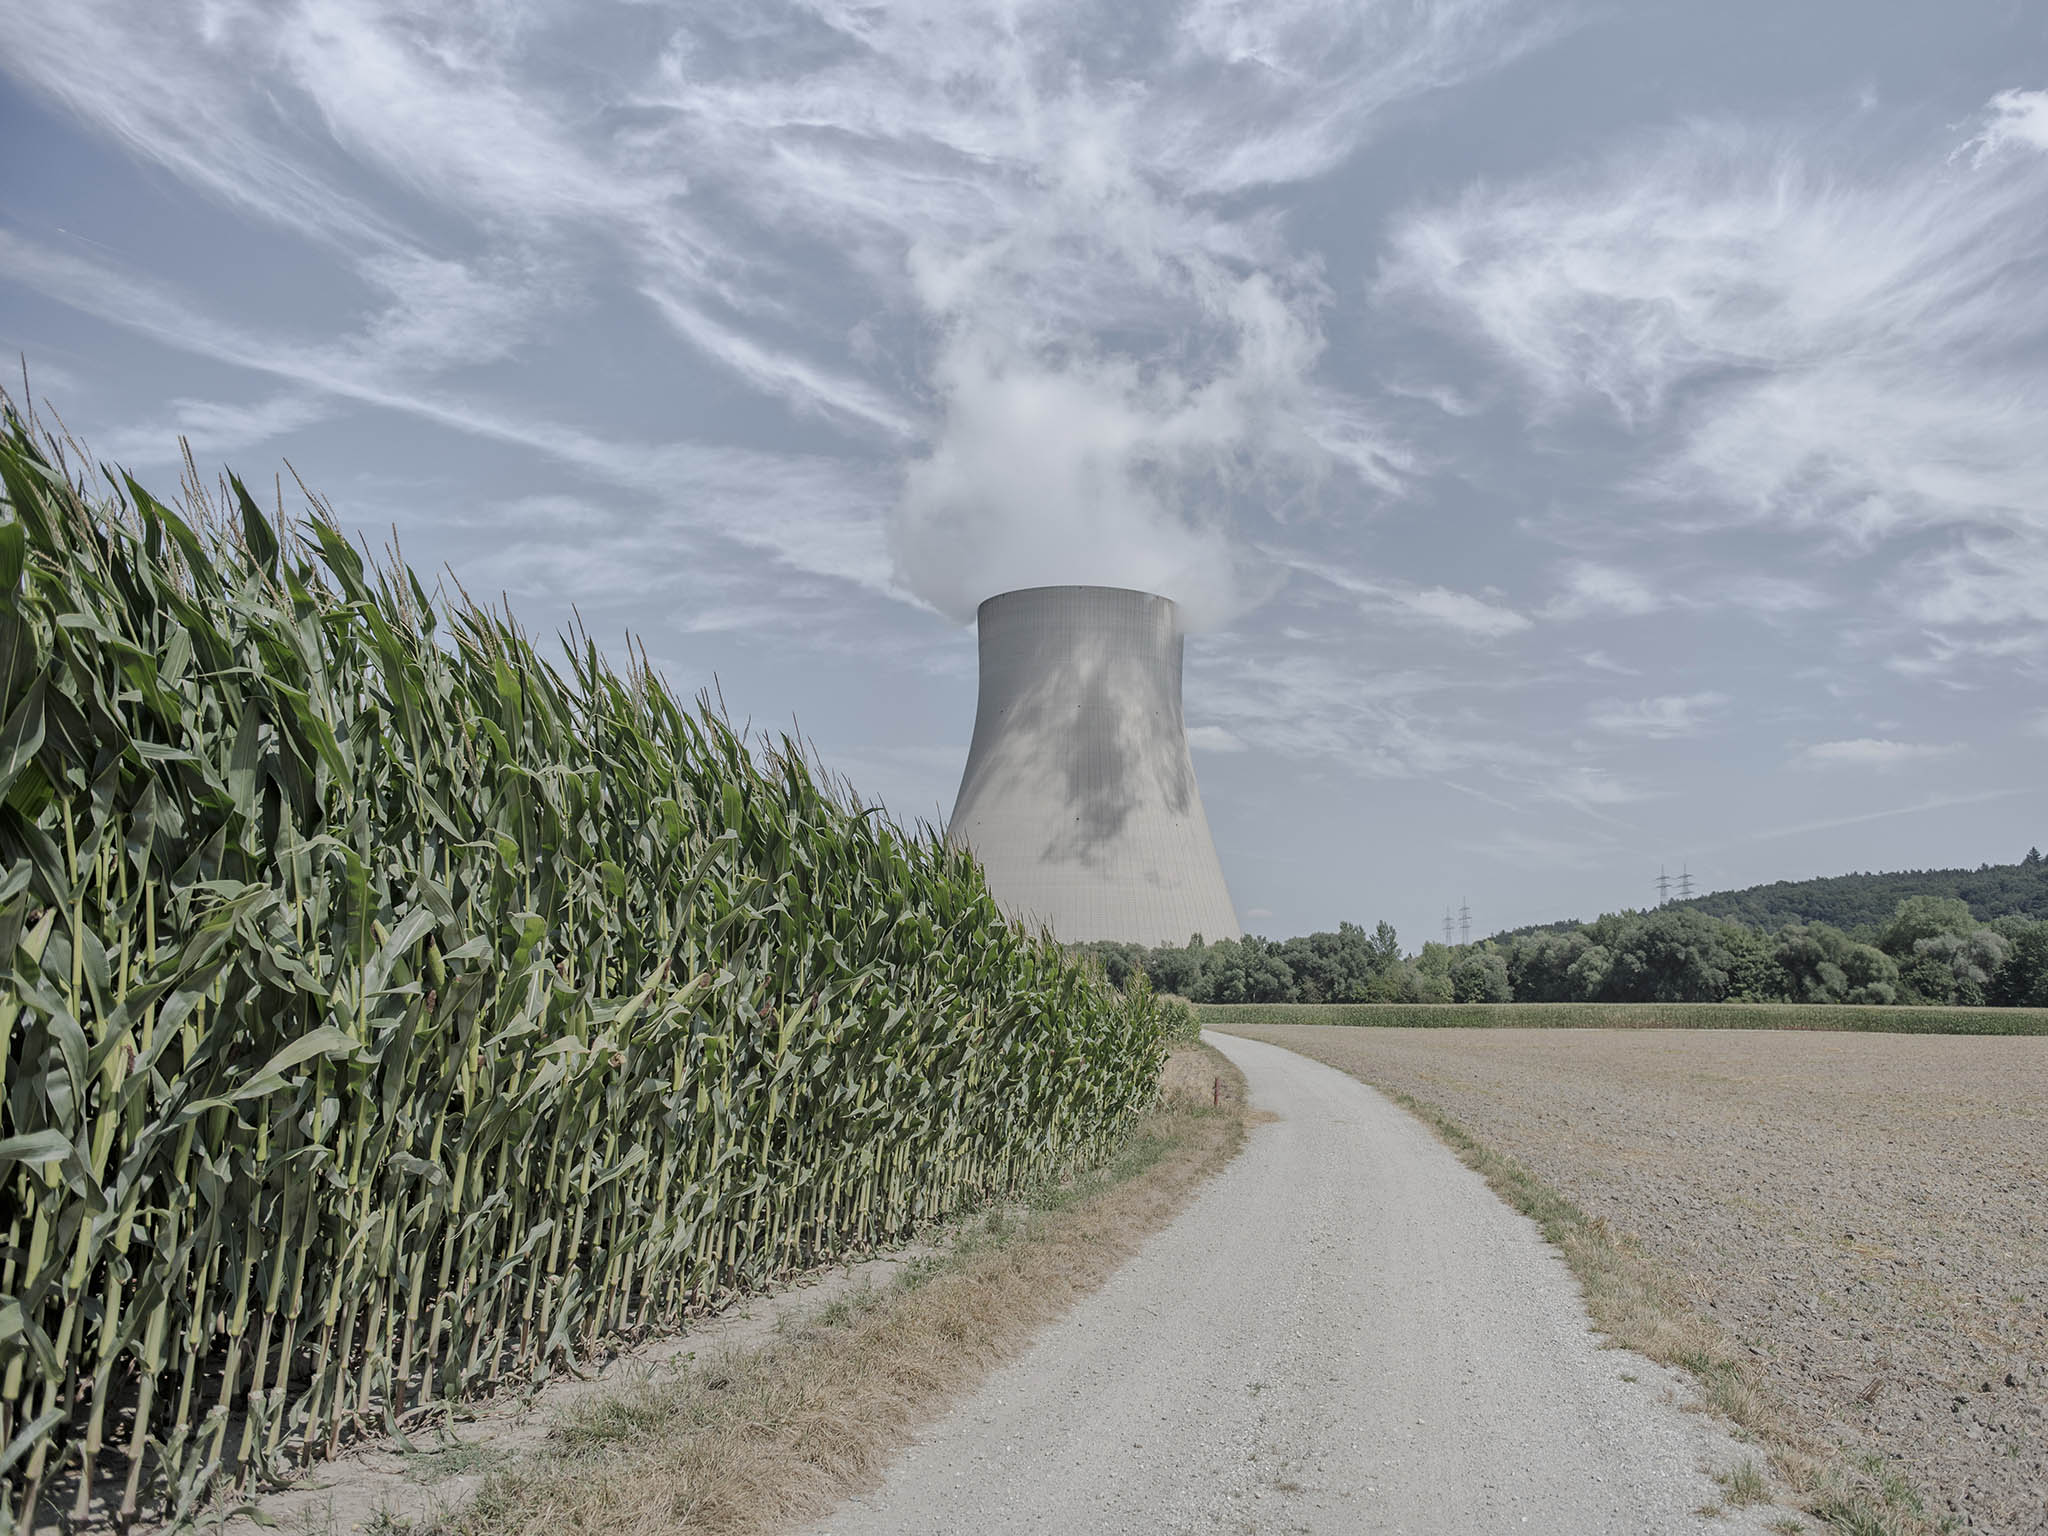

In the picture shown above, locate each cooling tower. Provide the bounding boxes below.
[948,585,1241,946]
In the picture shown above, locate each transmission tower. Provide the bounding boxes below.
[1677,865,1695,901]
[1443,907,1455,946]
[1458,898,1472,947]
[1655,865,1671,907]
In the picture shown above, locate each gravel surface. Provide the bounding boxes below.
[813,1033,1787,1536]
[1221,1025,2048,1535]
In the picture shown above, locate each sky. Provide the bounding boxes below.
[3,0,2045,950]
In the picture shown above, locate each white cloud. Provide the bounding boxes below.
[1197,647,1555,781]
[0,228,905,605]
[92,393,333,465]
[1962,88,2048,164]
[1904,538,2048,628]
[1382,98,2048,642]
[1747,787,2023,841]
[2025,711,2048,740]
[1545,561,1662,620]
[1792,738,1964,770]
[1393,584,1533,637]
[1166,0,1570,193]
[1578,650,1639,675]
[1587,692,1728,740]
[0,0,405,255]
[640,286,918,442]
[1187,725,1250,753]
[1539,764,1657,809]
[1715,574,1831,615]
[1278,555,1530,637]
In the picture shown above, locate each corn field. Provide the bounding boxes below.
[0,406,1167,1531]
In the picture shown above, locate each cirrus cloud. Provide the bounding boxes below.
[1792,738,1964,770]
[1381,90,2048,656]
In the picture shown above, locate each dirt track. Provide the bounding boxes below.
[814,1033,1787,1535]
[1221,1025,2048,1535]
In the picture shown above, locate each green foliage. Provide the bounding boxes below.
[1156,995,1200,1046]
[1110,892,2048,1014]
[1774,923,1900,1005]
[0,412,1163,1528]
[1195,1002,2048,1035]
[1602,908,1737,1002]
[1449,947,1511,1003]
[1988,923,2048,1007]
[1668,857,2048,931]
[1876,896,1978,956]
[1076,920,1419,1008]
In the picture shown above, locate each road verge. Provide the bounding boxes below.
[372,1044,1248,1536]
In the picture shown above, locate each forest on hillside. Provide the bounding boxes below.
[1671,851,2048,929]
[1494,850,2048,940]
[1077,851,2048,1009]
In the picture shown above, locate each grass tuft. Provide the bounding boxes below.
[1719,1459,1771,1507]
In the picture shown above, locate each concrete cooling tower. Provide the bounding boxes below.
[948,585,1241,946]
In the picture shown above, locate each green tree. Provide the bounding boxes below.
[1408,963,1455,1003]
[1415,941,1455,983]
[1775,924,1897,1004]
[1279,920,1390,1002]
[1604,908,1735,1002]
[1361,946,1454,1003]
[1196,936,1296,1004]
[1723,923,1786,1001]
[1565,943,1614,1000]
[1451,947,1512,1002]
[1368,920,1402,972]
[1505,929,1591,1001]
[1877,896,1977,958]
[1145,943,1199,997]
[1988,921,2048,1006]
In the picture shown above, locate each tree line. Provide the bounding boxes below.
[1499,848,2048,939]
[1076,873,2048,1009]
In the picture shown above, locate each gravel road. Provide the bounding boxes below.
[813,1032,1781,1535]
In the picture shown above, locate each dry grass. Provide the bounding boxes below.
[393,1044,1249,1536]
[1297,1073,1951,1536]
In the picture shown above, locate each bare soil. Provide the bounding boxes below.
[1218,1025,2048,1535]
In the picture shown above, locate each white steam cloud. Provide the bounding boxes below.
[874,4,1546,626]
[894,219,1333,628]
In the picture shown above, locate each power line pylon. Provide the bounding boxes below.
[1443,907,1455,946]
[1656,865,1671,907]
[1458,899,1471,947]
[1677,865,1694,902]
